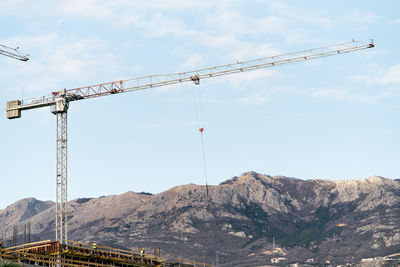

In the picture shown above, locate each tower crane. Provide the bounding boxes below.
[5,40,374,246]
[0,44,29,61]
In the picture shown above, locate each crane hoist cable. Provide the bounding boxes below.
[192,84,210,202]
[199,127,210,201]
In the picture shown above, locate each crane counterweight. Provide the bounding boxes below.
[6,100,21,119]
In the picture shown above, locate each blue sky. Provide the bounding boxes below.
[0,0,399,209]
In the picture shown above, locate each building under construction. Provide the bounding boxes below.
[0,240,211,267]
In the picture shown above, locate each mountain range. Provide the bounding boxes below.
[1,172,399,266]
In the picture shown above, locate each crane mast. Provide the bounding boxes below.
[55,111,68,244]
[0,44,29,61]
[5,39,374,246]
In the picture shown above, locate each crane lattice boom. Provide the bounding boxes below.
[0,44,29,62]
[6,39,374,118]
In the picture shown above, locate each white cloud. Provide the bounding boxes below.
[309,87,397,103]
[203,1,323,45]
[379,64,400,84]
[350,63,400,85]
[0,34,126,96]
[55,0,116,19]
[392,18,400,24]
[112,0,213,11]
[199,68,279,93]
[260,83,399,104]
[130,11,283,62]
[204,6,288,37]
[341,10,378,24]
[153,83,186,93]
[0,0,321,65]
[227,69,277,85]
[238,92,272,105]
[0,0,204,28]
[263,0,334,28]
[139,12,191,37]
[0,0,138,28]
[53,0,140,28]
[377,128,400,135]
[182,54,206,70]
[226,42,282,60]
[137,120,198,129]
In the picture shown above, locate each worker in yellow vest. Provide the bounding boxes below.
[92,241,97,250]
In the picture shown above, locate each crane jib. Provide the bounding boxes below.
[6,39,374,119]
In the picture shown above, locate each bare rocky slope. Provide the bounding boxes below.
[1,172,400,266]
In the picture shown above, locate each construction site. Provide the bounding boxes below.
[1,40,374,266]
[0,240,211,266]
